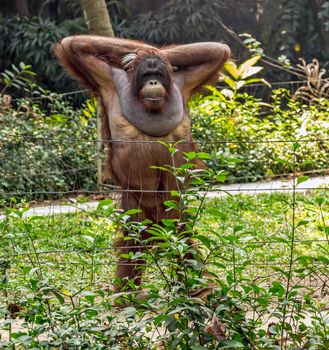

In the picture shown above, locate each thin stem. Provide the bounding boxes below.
[147,249,171,289]
[280,144,298,349]
[319,206,329,245]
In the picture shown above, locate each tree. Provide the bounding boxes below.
[80,0,114,37]
[308,0,329,57]
[15,0,29,17]
[79,0,114,184]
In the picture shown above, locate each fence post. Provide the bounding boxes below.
[97,103,103,185]
[96,102,112,187]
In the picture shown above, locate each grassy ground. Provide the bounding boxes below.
[0,190,328,348]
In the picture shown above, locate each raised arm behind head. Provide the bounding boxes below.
[53,35,156,94]
[161,42,231,94]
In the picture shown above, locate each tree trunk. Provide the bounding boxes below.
[80,0,114,37]
[80,0,114,185]
[15,0,29,17]
[308,0,329,57]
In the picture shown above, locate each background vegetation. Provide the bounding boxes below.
[0,168,328,349]
[0,0,328,93]
[0,58,328,199]
[0,1,329,349]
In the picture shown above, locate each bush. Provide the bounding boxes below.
[191,87,329,181]
[0,91,97,201]
[126,0,230,44]
[0,15,86,93]
[0,166,328,349]
[1,62,329,201]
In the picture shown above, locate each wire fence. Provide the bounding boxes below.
[1,83,329,347]
[8,77,324,103]
[1,137,328,261]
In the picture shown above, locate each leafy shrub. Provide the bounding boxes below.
[0,155,328,349]
[0,15,86,92]
[0,65,97,201]
[126,0,230,44]
[191,88,329,182]
[190,54,329,181]
[0,103,97,201]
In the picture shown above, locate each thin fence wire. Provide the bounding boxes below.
[0,186,328,197]
[1,118,329,331]
[8,79,326,103]
[2,238,329,260]
[1,131,329,143]
[1,164,329,183]
[1,139,328,247]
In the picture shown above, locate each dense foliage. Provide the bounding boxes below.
[0,64,97,201]
[0,179,328,348]
[191,88,329,181]
[1,1,329,91]
[0,15,86,92]
[1,62,328,199]
[121,0,329,68]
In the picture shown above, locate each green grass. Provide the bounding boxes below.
[0,190,328,349]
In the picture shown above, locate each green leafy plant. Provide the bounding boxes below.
[0,62,36,97]
[0,16,86,92]
[223,55,271,98]
[190,56,329,182]
[1,146,329,348]
[0,65,97,202]
[126,0,230,44]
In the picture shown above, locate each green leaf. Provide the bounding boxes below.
[234,225,243,233]
[180,163,196,170]
[218,340,244,348]
[195,234,214,248]
[269,281,285,297]
[242,78,271,88]
[184,152,197,160]
[170,190,180,197]
[216,172,227,183]
[296,220,309,228]
[224,61,240,79]
[223,76,237,89]
[53,290,65,304]
[197,152,212,159]
[163,200,179,210]
[150,166,169,171]
[124,209,142,216]
[296,176,309,186]
[293,142,301,151]
[97,199,113,209]
[237,55,262,75]
[162,218,176,227]
[86,99,96,113]
[241,66,263,79]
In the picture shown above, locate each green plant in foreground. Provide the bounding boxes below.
[0,60,329,348]
[0,64,97,203]
[223,55,271,101]
[0,62,36,97]
[1,143,328,349]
